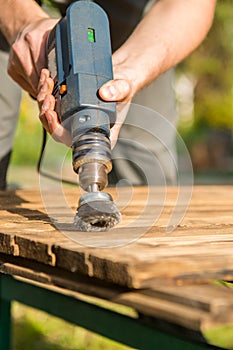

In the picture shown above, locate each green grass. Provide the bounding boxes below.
[12,302,133,350]
[204,325,233,349]
[203,281,233,349]
[13,300,233,350]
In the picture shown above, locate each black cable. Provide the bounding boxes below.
[37,127,78,186]
[37,127,47,174]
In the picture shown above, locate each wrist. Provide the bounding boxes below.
[0,0,50,44]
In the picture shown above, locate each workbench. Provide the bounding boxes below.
[1,186,233,349]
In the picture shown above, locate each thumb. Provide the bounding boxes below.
[99,79,132,102]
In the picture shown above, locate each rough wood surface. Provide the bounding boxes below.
[2,186,233,287]
[1,186,233,334]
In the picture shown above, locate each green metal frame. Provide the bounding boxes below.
[0,274,219,350]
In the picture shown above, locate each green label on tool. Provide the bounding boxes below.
[88,28,95,43]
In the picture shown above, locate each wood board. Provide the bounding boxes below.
[1,186,233,287]
[1,186,233,335]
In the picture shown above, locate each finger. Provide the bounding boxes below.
[45,109,59,135]
[37,76,54,108]
[99,79,132,102]
[39,94,54,132]
[45,110,72,147]
[39,110,50,134]
[47,93,56,111]
[39,109,58,136]
[41,94,55,112]
[37,68,50,93]
[39,95,71,146]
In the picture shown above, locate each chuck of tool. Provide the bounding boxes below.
[71,109,112,192]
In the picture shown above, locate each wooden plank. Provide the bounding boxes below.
[2,186,233,339]
[1,187,233,288]
[143,284,233,314]
[0,258,215,331]
[2,258,233,332]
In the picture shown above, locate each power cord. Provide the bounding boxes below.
[37,127,77,186]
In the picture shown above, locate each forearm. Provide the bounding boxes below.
[113,0,216,96]
[0,0,49,44]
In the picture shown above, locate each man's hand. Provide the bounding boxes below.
[37,68,72,147]
[8,18,59,98]
[37,62,133,148]
[0,0,59,97]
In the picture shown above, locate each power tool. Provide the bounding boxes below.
[47,0,121,231]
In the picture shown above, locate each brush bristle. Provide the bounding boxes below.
[74,200,121,232]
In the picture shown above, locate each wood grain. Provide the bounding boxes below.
[1,187,233,286]
[1,186,233,333]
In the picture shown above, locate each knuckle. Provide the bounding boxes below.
[11,40,22,55]
[39,112,44,121]
[24,31,33,44]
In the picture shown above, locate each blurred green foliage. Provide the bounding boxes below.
[10,93,72,174]
[10,93,41,166]
[205,325,233,349]
[178,0,233,134]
